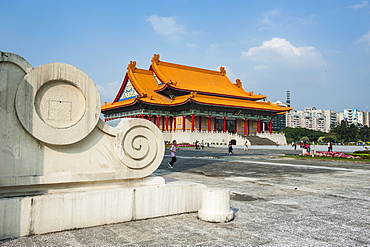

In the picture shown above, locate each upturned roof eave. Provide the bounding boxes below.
[154,84,266,101]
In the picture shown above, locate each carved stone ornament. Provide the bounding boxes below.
[220,67,226,75]
[189,92,197,98]
[127,61,137,71]
[152,54,160,64]
[137,93,147,98]
[235,79,242,88]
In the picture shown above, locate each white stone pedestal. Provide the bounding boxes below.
[198,188,234,223]
[0,179,206,240]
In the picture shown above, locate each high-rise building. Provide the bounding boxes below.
[286,107,337,132]
[338,109,370,126]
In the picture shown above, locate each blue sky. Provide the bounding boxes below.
[2,0,370,112]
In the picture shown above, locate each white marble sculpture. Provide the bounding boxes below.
[0,52,205,240]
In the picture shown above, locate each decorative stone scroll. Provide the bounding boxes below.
[0,52,206,241]
[115,118,164,169]
[0,52,165,189]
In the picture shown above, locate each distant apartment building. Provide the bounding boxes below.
[286,107,337,132]
[337,109,370,126]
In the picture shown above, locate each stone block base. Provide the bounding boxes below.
[198,188,234,223]
[0,179,206,240]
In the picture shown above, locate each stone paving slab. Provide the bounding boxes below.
[1,146,370,246]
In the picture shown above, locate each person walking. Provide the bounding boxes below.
[244,140,249,151]
[328,141,333,152]
[228,141,233,155]
[292,142,297,150]
[168,140,179,168]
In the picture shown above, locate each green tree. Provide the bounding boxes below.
[300,136,310,142]
[359,125,370,142]
[330,120,359,142]
[279,127,325,143]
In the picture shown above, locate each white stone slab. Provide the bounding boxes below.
[0,181,206,239]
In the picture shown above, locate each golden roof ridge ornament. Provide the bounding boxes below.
[235,79,242,88]
[127,61,137,71]
[137,93,147,98]
[220,66,226,76]
[152,54,160,64]
[189,92,197,98]
[166,80,177,86]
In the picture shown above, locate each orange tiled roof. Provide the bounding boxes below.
[101,55,291,113]
[150,54,265,100]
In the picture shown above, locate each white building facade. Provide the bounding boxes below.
[337,109,370,126]
[286,107,337,132]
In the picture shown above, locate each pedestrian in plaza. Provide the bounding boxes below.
[328,141,333,152]
[292,142,297,150]
[201,140,204,149]
[244,140,249,151]
[228,141,233,154]
[304,143,311,153]
[168,140,179,168]
[195,140,199,150]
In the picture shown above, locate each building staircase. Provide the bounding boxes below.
[244,135,277,145]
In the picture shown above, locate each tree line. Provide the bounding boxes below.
[279,120,370,144]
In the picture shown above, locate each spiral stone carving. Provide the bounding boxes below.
[115,118,165,169]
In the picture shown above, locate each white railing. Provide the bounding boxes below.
[162,130,251,146]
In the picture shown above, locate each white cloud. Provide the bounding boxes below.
[348,1,368,9]
[358,31,370,45]
[186,43,198,49]
[146,15,185,40]
[241,37,325,68]
[253,65,268,70]
[260,8,282,26]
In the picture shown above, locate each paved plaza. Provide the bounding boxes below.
[1,145,370,246]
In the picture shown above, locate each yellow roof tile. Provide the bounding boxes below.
[151,54,265,100]
[101,55,291,114]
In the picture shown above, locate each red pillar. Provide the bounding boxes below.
[214,117,217,131]
[191,114,195,132]
[223,117,227,133]
[247,119,250,135]
[199,116,202,131]
[208,116,211,132]
[182,115,185,131]
[269,120,273,134]
[257,119,260,133]
[157,115,161,129]
[165,116,169,131]
[162,116,165,131]
[173,116,176,132]
[244,118,247,135]
[148,115,151,121]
